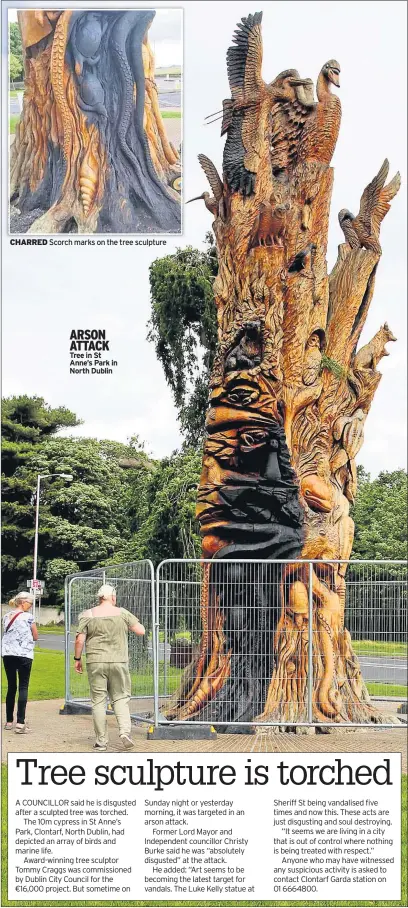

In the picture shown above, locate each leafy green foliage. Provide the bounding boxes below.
[148,235,218,444]
[1,397,81,597]
[9,22,23,57]
[124,448,202,564]
[351,467,407,560]
[2,395,80,450]
[9,53,22,83]
[9,23,24,81]
[1,397,152,601]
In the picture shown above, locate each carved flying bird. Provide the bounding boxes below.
[247,201,289,250]
[338,159,401,255]
[298,59,341,166]
[217,12,315,195]
[186,153,226,219]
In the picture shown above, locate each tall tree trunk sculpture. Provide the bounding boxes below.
[10,10,181,234]
[168,11,400,726]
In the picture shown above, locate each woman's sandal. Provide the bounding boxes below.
[15,724,28,734]
[4,722,13,730]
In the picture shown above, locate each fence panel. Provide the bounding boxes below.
[65,560,155,720]
[155,558,407,728]
[345,562,407,697]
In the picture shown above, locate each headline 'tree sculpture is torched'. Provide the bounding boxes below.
[10,10,181,233]
[173,12,400,725]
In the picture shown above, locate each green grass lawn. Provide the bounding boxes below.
[353,640,407,656]
[9,115,19,135]
[1,649,65,701]
[367,682,407,698]
[37,625,65,634]
[1,764,406,907]
[0,649,179,702]
[158,663,183,695]
[161,110,181,118]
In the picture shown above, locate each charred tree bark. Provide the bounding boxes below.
[10,10,181,234]
[167,11,400,726]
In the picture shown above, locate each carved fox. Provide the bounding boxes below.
[353,323,396,371]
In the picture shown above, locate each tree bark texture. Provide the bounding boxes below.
[10,10,181,234]
[168,11,401,726]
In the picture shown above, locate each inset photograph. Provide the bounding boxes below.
[9,9,182,234]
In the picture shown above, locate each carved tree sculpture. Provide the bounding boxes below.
[10,10,181,233]
[169,12,400,726]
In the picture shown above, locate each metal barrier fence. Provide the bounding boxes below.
[63,558,407,729]
[65,559,155,720]
[154,559,407,728]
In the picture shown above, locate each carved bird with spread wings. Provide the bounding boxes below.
[187,154,226,219]
[338,159,401,255]
[220,12,315,195]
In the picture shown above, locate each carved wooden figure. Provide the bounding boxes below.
[168,11,400,727]
[10,10,181,233]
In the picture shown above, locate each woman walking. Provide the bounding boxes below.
[74,584,145,751]
[2,591,38,733]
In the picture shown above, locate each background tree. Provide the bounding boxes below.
[30,436,150,600]
[2,396,80,596]
[351,467,407,561]
[124,449,202,564]
[1,396,152,601]
[9,53,23,85]
[347,466,407,642]
[9,23,23,82]
[148,235,218,445]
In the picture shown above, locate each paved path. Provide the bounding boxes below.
[2,700,406,767]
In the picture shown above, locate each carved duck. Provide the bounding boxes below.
[298,60,341,166]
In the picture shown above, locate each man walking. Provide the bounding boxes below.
[74,584,145,750]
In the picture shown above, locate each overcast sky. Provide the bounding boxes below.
[2,0,407,474]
